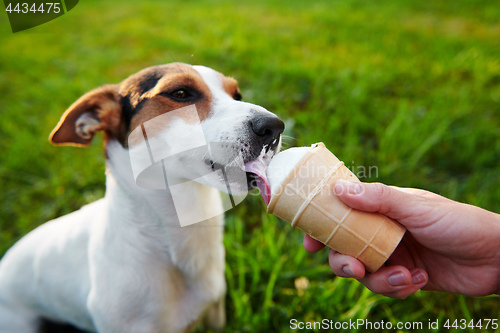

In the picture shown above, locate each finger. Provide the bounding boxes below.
[303,234,326,253]
[333,180,430,223]
[328,249,366,279]
[379,268,429,299]
[396,187,430,196]
[359,266,428,299]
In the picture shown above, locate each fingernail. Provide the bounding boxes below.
[352,183,362,195]
[334,181,345,195]
[411,271,426,284]
[342,265,354,277]
[388,272,409,286]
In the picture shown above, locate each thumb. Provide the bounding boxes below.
[333,180,428,223]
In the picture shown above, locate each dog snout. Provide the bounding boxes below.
[249,115,285,148]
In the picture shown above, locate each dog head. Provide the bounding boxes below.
[49,63,284,196]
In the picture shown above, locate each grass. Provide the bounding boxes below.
[1,0,499,332]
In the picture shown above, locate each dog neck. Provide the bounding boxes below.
[102,140,224,274]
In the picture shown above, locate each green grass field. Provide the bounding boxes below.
[1,0,499,332]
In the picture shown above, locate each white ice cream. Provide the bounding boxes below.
[266,146,311,196]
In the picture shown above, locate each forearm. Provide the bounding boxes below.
[442,201,500,296]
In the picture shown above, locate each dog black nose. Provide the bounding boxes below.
[250,116,285,146]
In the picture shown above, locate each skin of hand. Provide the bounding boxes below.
[303,179,500,299]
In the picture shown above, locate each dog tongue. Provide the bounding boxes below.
[244,159,271,205]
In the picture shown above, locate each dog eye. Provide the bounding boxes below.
[233,91,242,101]
[170,89,191,99]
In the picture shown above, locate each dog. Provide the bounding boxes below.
[0,63,284,332]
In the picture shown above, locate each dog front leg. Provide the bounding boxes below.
[87,295,177,333]
[0,304,39,333]
[203,296,226,331]
[87,277,189,333]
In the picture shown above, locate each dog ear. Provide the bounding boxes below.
[49,84,124,146]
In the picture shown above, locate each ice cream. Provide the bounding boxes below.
[264,143,406,272]
[266,146,310,195]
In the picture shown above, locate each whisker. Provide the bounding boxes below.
[280,135,297,150]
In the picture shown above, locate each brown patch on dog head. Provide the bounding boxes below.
[49,84,125,146]
[222,76,242,101]
[125,63,213,136]
[50,63,240,148]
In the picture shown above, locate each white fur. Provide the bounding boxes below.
[0,65,281,332]
[194,66,279,192]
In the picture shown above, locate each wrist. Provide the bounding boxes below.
[489,211,500,295]
[466,204,500,295]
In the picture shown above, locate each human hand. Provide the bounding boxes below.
[303,180,500,298]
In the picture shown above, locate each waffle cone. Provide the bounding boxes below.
[267,143,405,272]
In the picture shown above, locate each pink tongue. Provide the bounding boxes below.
[244,159,271,206]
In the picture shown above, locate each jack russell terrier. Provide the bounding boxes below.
[0,63,284,332]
